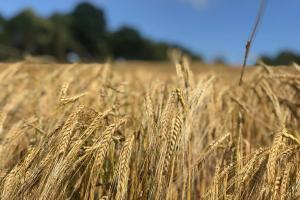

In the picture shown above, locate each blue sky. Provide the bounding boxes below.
[0,0,299,64]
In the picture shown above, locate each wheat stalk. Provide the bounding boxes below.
[114,134,135,200]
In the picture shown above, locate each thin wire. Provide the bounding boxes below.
[239,0,267,86]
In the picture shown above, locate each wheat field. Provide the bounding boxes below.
[0,59,299,200]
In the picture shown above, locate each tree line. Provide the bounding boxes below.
[259,51,300,66]
[0,2,201,62]
[0,2,299,65]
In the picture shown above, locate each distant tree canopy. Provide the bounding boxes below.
[110,26,151,60]
[71,3,108,60]
[7,11,47,52]
[0,14,7,45]
[0,14,5,33]
[259,51,300,66]
[0,2,202,62]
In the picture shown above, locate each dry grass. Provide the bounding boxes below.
[0,59,299,200]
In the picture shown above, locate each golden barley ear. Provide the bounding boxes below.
[164,113,183,174]
[57,105,85,156]
[113,134,135,200]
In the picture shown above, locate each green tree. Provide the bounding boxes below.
[274,51,300,65]
[260,51,300,65]
[0,14,5,38]
[0,15,12,60]
[71,2,108,60]
[110,26,172,60]
[50,13,79,61]
[0,14,8,46]
[110,26,143,60]
[6,10,53,54]
[0,2,203,62]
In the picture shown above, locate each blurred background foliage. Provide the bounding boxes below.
[0,2,299,65]
[259,51,300,66]
[0,2,201,63]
